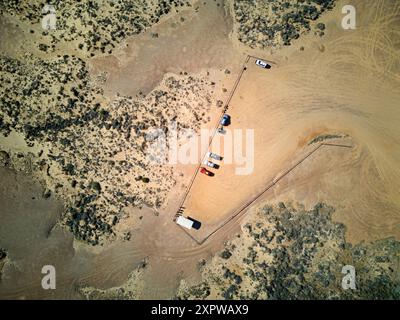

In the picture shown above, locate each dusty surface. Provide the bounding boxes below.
[91,0,242,97]
[0,0,400,299]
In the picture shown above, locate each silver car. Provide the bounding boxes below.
[207,152,222,161]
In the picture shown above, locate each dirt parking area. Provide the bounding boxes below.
[179,56,353,241]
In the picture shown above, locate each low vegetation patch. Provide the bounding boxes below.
[232,0,336,48]
[177,202,400,299]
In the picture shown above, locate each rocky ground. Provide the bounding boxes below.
[177,202,400,299]
[231,0,336,48]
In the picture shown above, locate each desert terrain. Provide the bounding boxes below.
[0,0,399,299]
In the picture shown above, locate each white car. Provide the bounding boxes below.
[203,159,219,169]
[206,152,222,161]
[255,59,271,69]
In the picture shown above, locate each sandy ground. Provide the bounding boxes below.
[180,58,351,237]
[90,0,243,97]
[205,0,397,235]
[1,0,399,299]
[177,0,400,245]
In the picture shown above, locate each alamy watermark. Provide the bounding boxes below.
[342,5,356,30]
[41,4,57,30]
[145,122,255,175]
[41,265,56,290]
[341,265,356,290]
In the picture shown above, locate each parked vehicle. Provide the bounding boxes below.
[255,59,271,69]
[174,214,201,230]
[206,152,222,161]
[175,215,194,229]
[188,217,201,230]
[203,159,219,169]
[200,167,214,176]
[220,114,231,126]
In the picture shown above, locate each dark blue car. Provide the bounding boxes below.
[220,114,231,126]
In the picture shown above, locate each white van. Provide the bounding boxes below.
[175,215,194,229]
[174,214,201,230]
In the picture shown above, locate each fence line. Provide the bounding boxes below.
[178,142,352,245]
[174,55,351,245]
[176,55,251,211]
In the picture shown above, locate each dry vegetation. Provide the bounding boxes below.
[0,51,217,244]
[177,203,400,299]
[0,0,193,57]
[232,0,335,48]
[0,0,342,246]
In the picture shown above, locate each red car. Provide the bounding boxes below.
[200,167,214,176]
